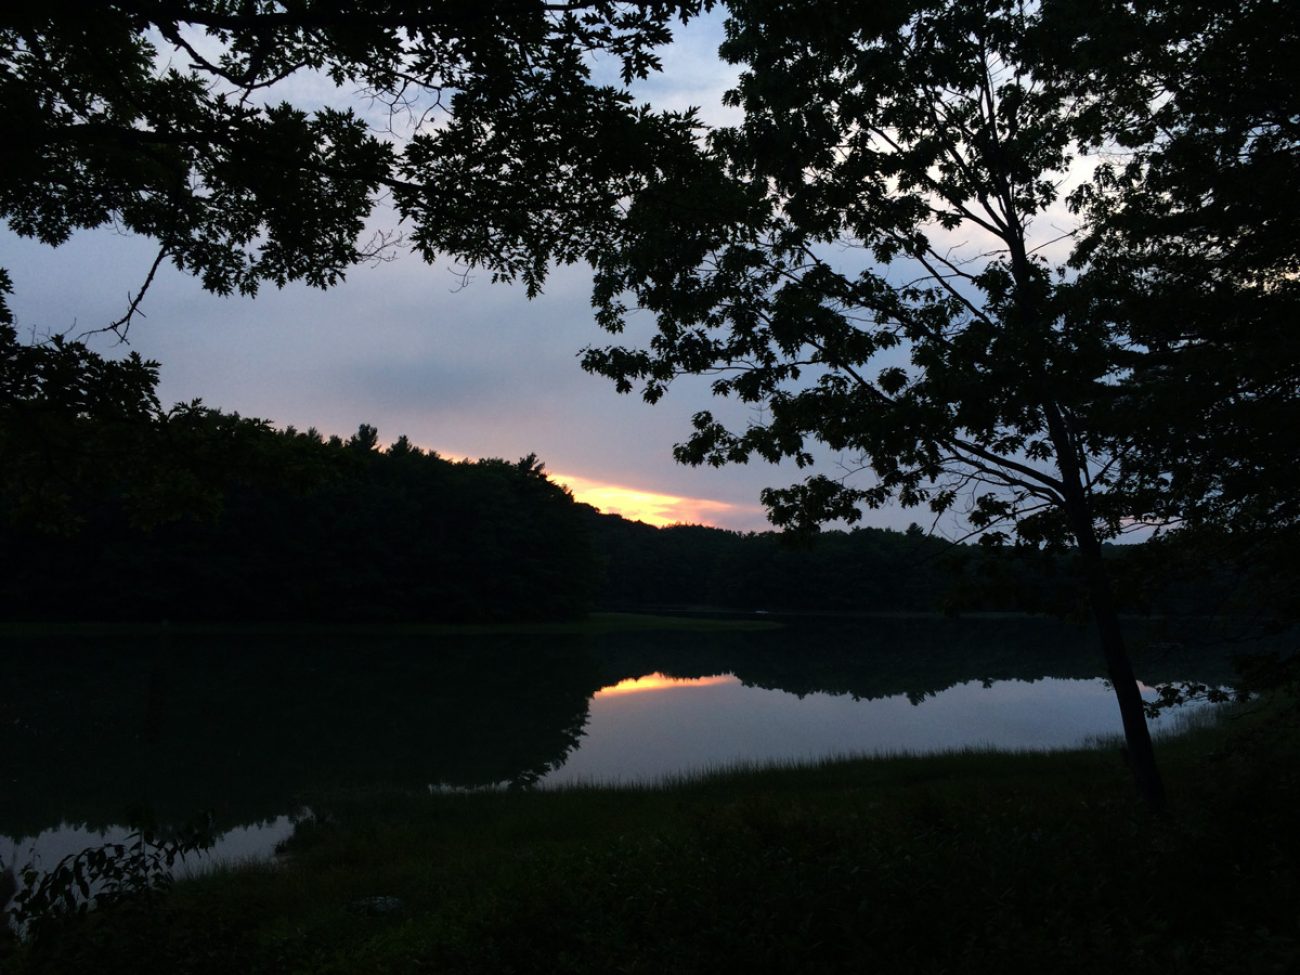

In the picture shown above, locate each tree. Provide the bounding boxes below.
[0,1,708,332]
[578,0,1296,808]
[1046,0,1300,613]
[5,2,1290,804]
[0,306,164,532]
[0,2,701,618]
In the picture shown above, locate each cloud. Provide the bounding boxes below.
[596,673,738,697]
[552,471,765,529]
[623,11,743,128]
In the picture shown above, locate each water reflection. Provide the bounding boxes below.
[0,615,1266,858]
[542,675,1207,787]
[4,815,300,885]
[1,633,599,840]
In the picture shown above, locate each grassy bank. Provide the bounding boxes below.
[5,699,1298,974]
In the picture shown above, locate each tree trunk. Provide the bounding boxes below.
[1075,523,1167,811]
[1005,193,1165,809]
[1044,405,1166,811]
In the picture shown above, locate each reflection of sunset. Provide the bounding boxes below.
[596,673,738,697]
[551,473,754,529]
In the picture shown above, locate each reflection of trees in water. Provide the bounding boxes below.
[1,617,1262,838]
[592,616,1255,705]
[0,633,602,840]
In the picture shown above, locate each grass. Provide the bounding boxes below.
[5,698,1299,974]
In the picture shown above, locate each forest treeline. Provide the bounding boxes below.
[0,324,1270,624]
[0,419,1251,624]
[2,413,597,623]
[588,515,1255,619]
[1,323,597,622]
[593,515,1027,615]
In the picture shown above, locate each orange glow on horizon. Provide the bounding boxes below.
[402,445,759,529]
[552,472,754,528]
[596,673,738,697]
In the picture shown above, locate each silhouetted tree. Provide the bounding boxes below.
[1,334,601,622]
[1,1,710,330]
[575,0,1300,807]
[1044,0,1300,618]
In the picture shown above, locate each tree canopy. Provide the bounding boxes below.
[576,0,1298,806]
[0,0,707,327]
[3,2,1291,551]
[1049,0,1300,598]
[584,0,1296,549]
[3,1,1294,807]
[0,320,600,622]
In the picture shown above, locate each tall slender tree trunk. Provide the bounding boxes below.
[1006,200,1165,809]
[1045,405,1166,811]
[1073,509,1166,810]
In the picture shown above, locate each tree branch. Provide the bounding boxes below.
[77,245,171,343]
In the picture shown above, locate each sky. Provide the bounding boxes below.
[0,12,1010,535]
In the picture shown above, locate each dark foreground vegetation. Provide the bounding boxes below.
[4,689,1297,974]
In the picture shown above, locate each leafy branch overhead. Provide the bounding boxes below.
[577,0,1298,808]
[582,0,1298,556]
[0,1,711,318]
[2,1,1295,810]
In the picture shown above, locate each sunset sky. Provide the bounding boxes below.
[0,13,911,533]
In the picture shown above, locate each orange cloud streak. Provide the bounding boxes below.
[403,445,758,529]
[552,472,756,528]
[596,673,738,697]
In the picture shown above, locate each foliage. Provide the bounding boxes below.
[1043,0,1300,630]
[1,1,711,317]
[4,3,1289,576]
[4,820,213,943]
[1049,0,1300,543]
[588,0,1078,542]
[0,319,163,531]
[584,0,1294,553]
[590,514,1095,615]
[0,327,600,622]
[576,0,1298,806]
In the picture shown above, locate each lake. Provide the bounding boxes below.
[0,613,1257,876]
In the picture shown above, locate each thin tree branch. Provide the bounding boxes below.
[79,245,170,343]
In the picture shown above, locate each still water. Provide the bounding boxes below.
[1,614,1251,874]
[542,672,1194,787]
